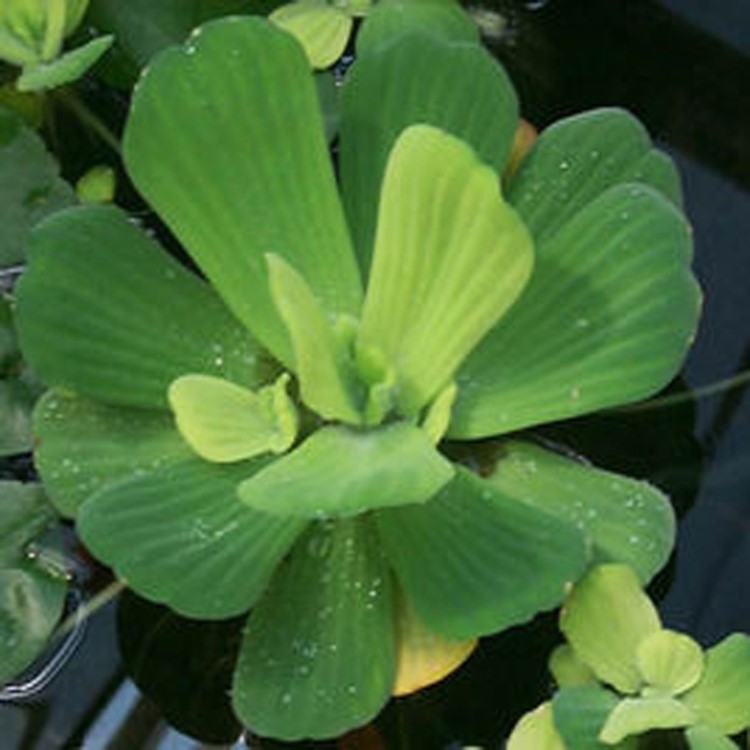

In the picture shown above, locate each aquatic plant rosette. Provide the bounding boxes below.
[508,564,750,749]
[15,15,701,740]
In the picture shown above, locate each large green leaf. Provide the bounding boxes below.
[34,390,189,517]
[377,466,587,640]
[357,124,533,414]
[77,459,306,619]
[451,183,701,438]
[232,518,395,740]
[508,108,683,245]
[487,441,675,583]
[238,422,454,518]
[356,0,479,57]
[124,17,362,367]
[552,684,625,750]
[339,31,517,272]
[560,564,662,694]
[683,634,750,735]
[0,481,67,683]
[15,205,264,409]
[0,106,74,266]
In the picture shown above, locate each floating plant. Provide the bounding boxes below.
[14,10,700,740]
[508,564,750,749]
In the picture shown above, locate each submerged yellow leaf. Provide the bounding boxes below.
[392,593,476,696]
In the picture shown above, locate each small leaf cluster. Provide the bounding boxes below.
[508,564,750,750]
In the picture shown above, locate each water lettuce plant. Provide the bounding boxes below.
[508,564,750,749]
[14,13,700,740]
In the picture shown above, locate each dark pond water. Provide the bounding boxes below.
[2,0,749,747]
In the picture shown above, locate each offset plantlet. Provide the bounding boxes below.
[16,12,700,740]
[0,0,113,92]
[508,564,750,749]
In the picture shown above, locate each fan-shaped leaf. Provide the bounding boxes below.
[124,17,362,366]
[377,466,587,639]
[232,517,395,740]
[599,696,696,744]
[78,459,305,619]
[636,630,704,696]
[452,184,701,438]
[16,205,264,409]
[339,31,517,271]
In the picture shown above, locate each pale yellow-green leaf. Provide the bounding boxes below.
[560,564,662,694]
[636,629,704,696]
[357,124,534,415]
[168,373,297,463]
[507,703,567,750]
[267,253,361,424]
[270,1,352,69]
[549,644,598,688]
[599,696,696,743]
[76,165,116,204]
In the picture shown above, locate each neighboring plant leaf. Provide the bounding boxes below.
[267,254,360,424]
[315,71,338,142]
[77,459,306,619]
[684,724,740,750]
[507,703,566,750]
[15,205,265,409]
[232,518,395,741]
[168,373,298,462]
[377,466,587,640]
[270,1,351,69]
[0,379,36,456]
[33,391,191,517]
[76,165,116,204]
[0,106,74,266]
[117,591,243,744]
[356,0,479,57]
[0,481,67,683]
[507,109,683,245]
[339,31,517,272]
[124,17,362,367]
[598,696,696,744]
[0,566,67,684]
[552,684,624,750]
[487,441,676,583]
[392,590,477,697]
[357,124,533,415]
[16,35,114,92]
[238,422,454,518]
[560,564,662,694]
[636,630,704,696]
[683,634,750,735]
[452,184,701,438]
[549,644,598,688]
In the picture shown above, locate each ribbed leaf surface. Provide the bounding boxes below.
[508,108,683,243]
[685,724,739,750]
[34,391,188,517]
[339,32,517,271]
[232,518,395,740]
[78,459,306,619]
[451,184,701,438]
[124,17,362,366]
[358,125,533,414]
[636,630,704,696]
[599,696,696,743]
[377,466,587,639]
[16,205,263,409]
[488,441,675,583]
